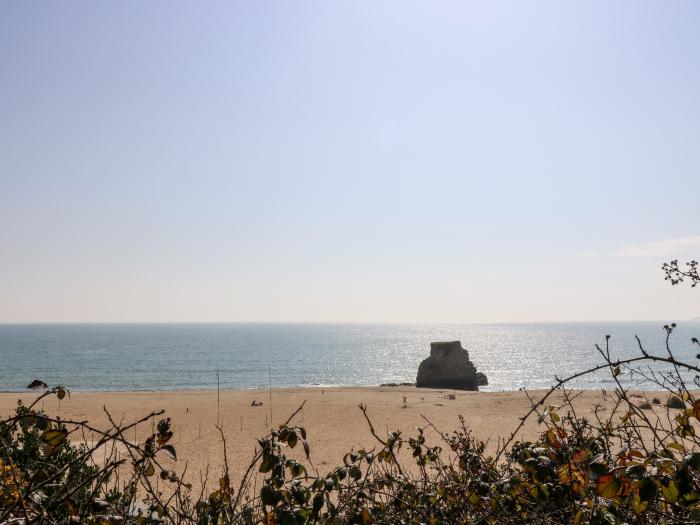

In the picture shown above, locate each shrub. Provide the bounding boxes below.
[667,395,685,409]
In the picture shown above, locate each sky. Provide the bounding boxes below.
[1,1,699,323]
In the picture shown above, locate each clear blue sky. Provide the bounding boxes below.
[1,1,699,323]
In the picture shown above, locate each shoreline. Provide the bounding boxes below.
[2,383,418,393]
[0,381,677,395]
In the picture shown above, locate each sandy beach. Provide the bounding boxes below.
[0,386,670,492]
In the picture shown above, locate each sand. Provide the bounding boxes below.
[0,386,666,492]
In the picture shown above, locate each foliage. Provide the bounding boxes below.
[3,327,700,524]
[0,385,178,524]
[663,259,699,288]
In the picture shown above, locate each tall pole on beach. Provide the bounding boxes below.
[268,362,273,426]
[217,369,221,426]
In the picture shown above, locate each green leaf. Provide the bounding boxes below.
[687,452,700,470]
[349,465,362,481]
[625,465,647,479]
[157,418,172,435]
[589,461,609,476]
[145,462,155,477]
[36,415,50,431]
[292,462,305,478]
[662,481,679,503]
[208,489,221,504]
[160,444,177,461]
[638,478,658,501]
[259,453,273,473]
[20,414,36,428]
[260,485,278,507]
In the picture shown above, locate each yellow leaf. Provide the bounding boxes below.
[667,442,685,453]
[546,429,561,448]
[632,494,648,515]
[557,464,573,484]
[40,428,68,456]
[691,505,700,521]
[42,428,68,447]
[693,399,700,420]
[219,475,232,493]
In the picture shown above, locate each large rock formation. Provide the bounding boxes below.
[416,341,486,391]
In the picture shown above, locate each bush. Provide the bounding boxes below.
[667,395,685,409]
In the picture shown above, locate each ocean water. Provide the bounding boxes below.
[0,322,699,392]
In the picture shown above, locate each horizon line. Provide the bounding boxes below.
[0,319,698,326]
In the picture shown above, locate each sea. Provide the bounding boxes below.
[0,322,699,392]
